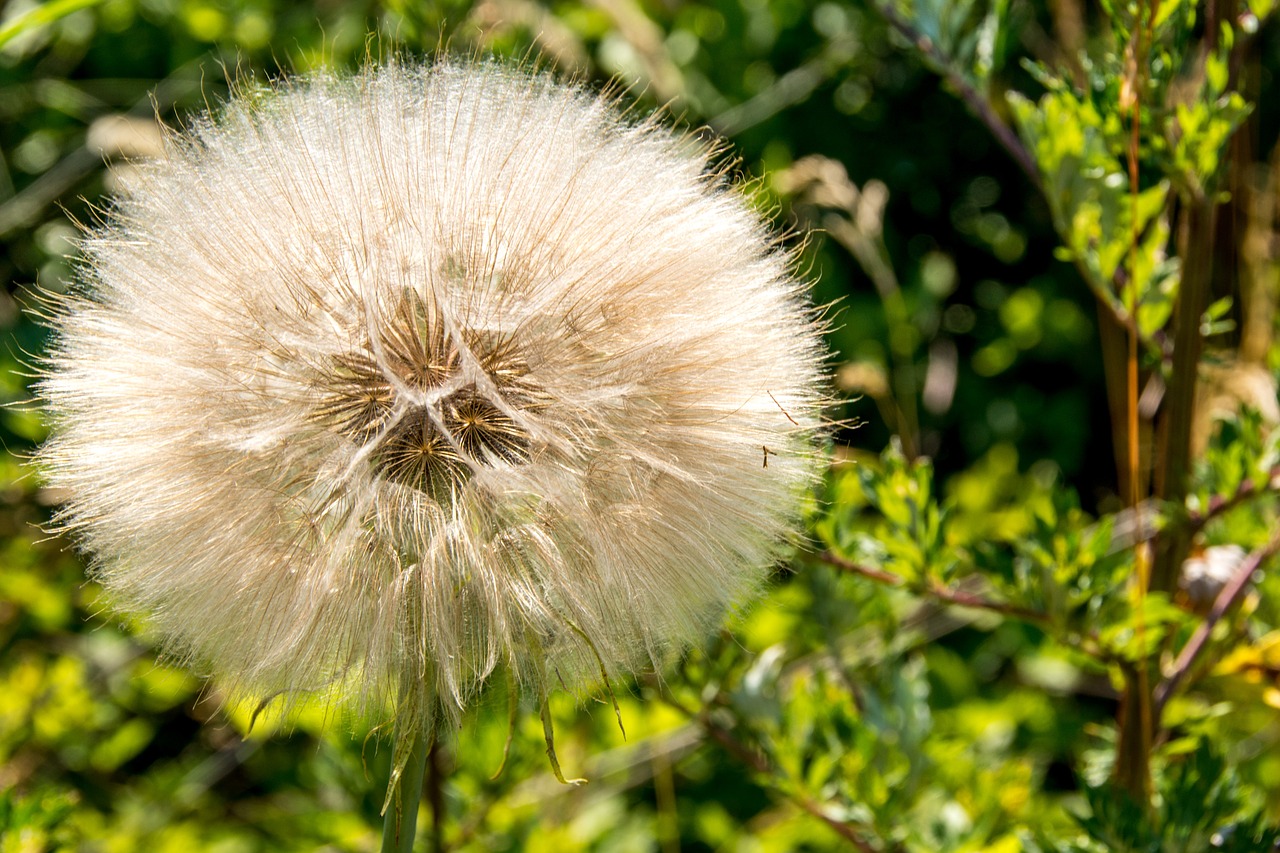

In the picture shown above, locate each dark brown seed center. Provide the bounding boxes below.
[312,288,533,498]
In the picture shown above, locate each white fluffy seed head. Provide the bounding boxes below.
[37,60,825,736]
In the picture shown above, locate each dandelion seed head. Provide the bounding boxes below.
[37,60,825,735]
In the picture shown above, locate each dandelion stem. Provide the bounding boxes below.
[426,738,446,853]
[381,726,430,853]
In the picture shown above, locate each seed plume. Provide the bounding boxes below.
[36,60,826,773]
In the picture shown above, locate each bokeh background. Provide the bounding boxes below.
[3,1,1280,850]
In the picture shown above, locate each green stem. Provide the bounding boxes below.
[381,726,430,853]
[427,739,445,853]
[0,0,106,50]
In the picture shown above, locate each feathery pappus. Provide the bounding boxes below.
[36,59,826,784]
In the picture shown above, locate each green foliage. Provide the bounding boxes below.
[1069,740,1280,852]
[6,0,1280,850]
[1009,79,1176,326]
[1,787,77,853]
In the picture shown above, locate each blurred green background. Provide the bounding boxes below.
[3,1,1280,851]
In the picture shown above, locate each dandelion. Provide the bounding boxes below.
[36,59,825,827]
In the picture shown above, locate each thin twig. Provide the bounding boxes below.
[710,36,857,136]
[1187,464,1280,534]
[658,689,886,853]
[867,1,1163,349]
[1153,529,1280,715]
[870,1,1041,187]
[813,550,1050,625]
[1113,8,1156,800]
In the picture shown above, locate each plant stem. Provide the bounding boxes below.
[1154,530,1280,715]
[1188,464,1280,533]
[1113,12,1156,798]
[824,216,920,458]
[1151,194,1218,594]
[658,688,886,853]
[427,738,445,853]
[1113,668,1154,799]
[813,550,1051,625]
[382,726,430,853]
[868,0,1158,347]
[870,1,1041,187]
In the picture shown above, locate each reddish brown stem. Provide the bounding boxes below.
[813,550,1051,626]
[1154,530,1280,715]
[871,2,1041,187]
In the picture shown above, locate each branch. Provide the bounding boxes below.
[1187,464,1280,534]
[658,688,888,853]
[1153,529,1280,715]
[865,2,1151,350]
[813,550,1050,626]
[1098,465,1280,547]
[870,1,1041,188]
